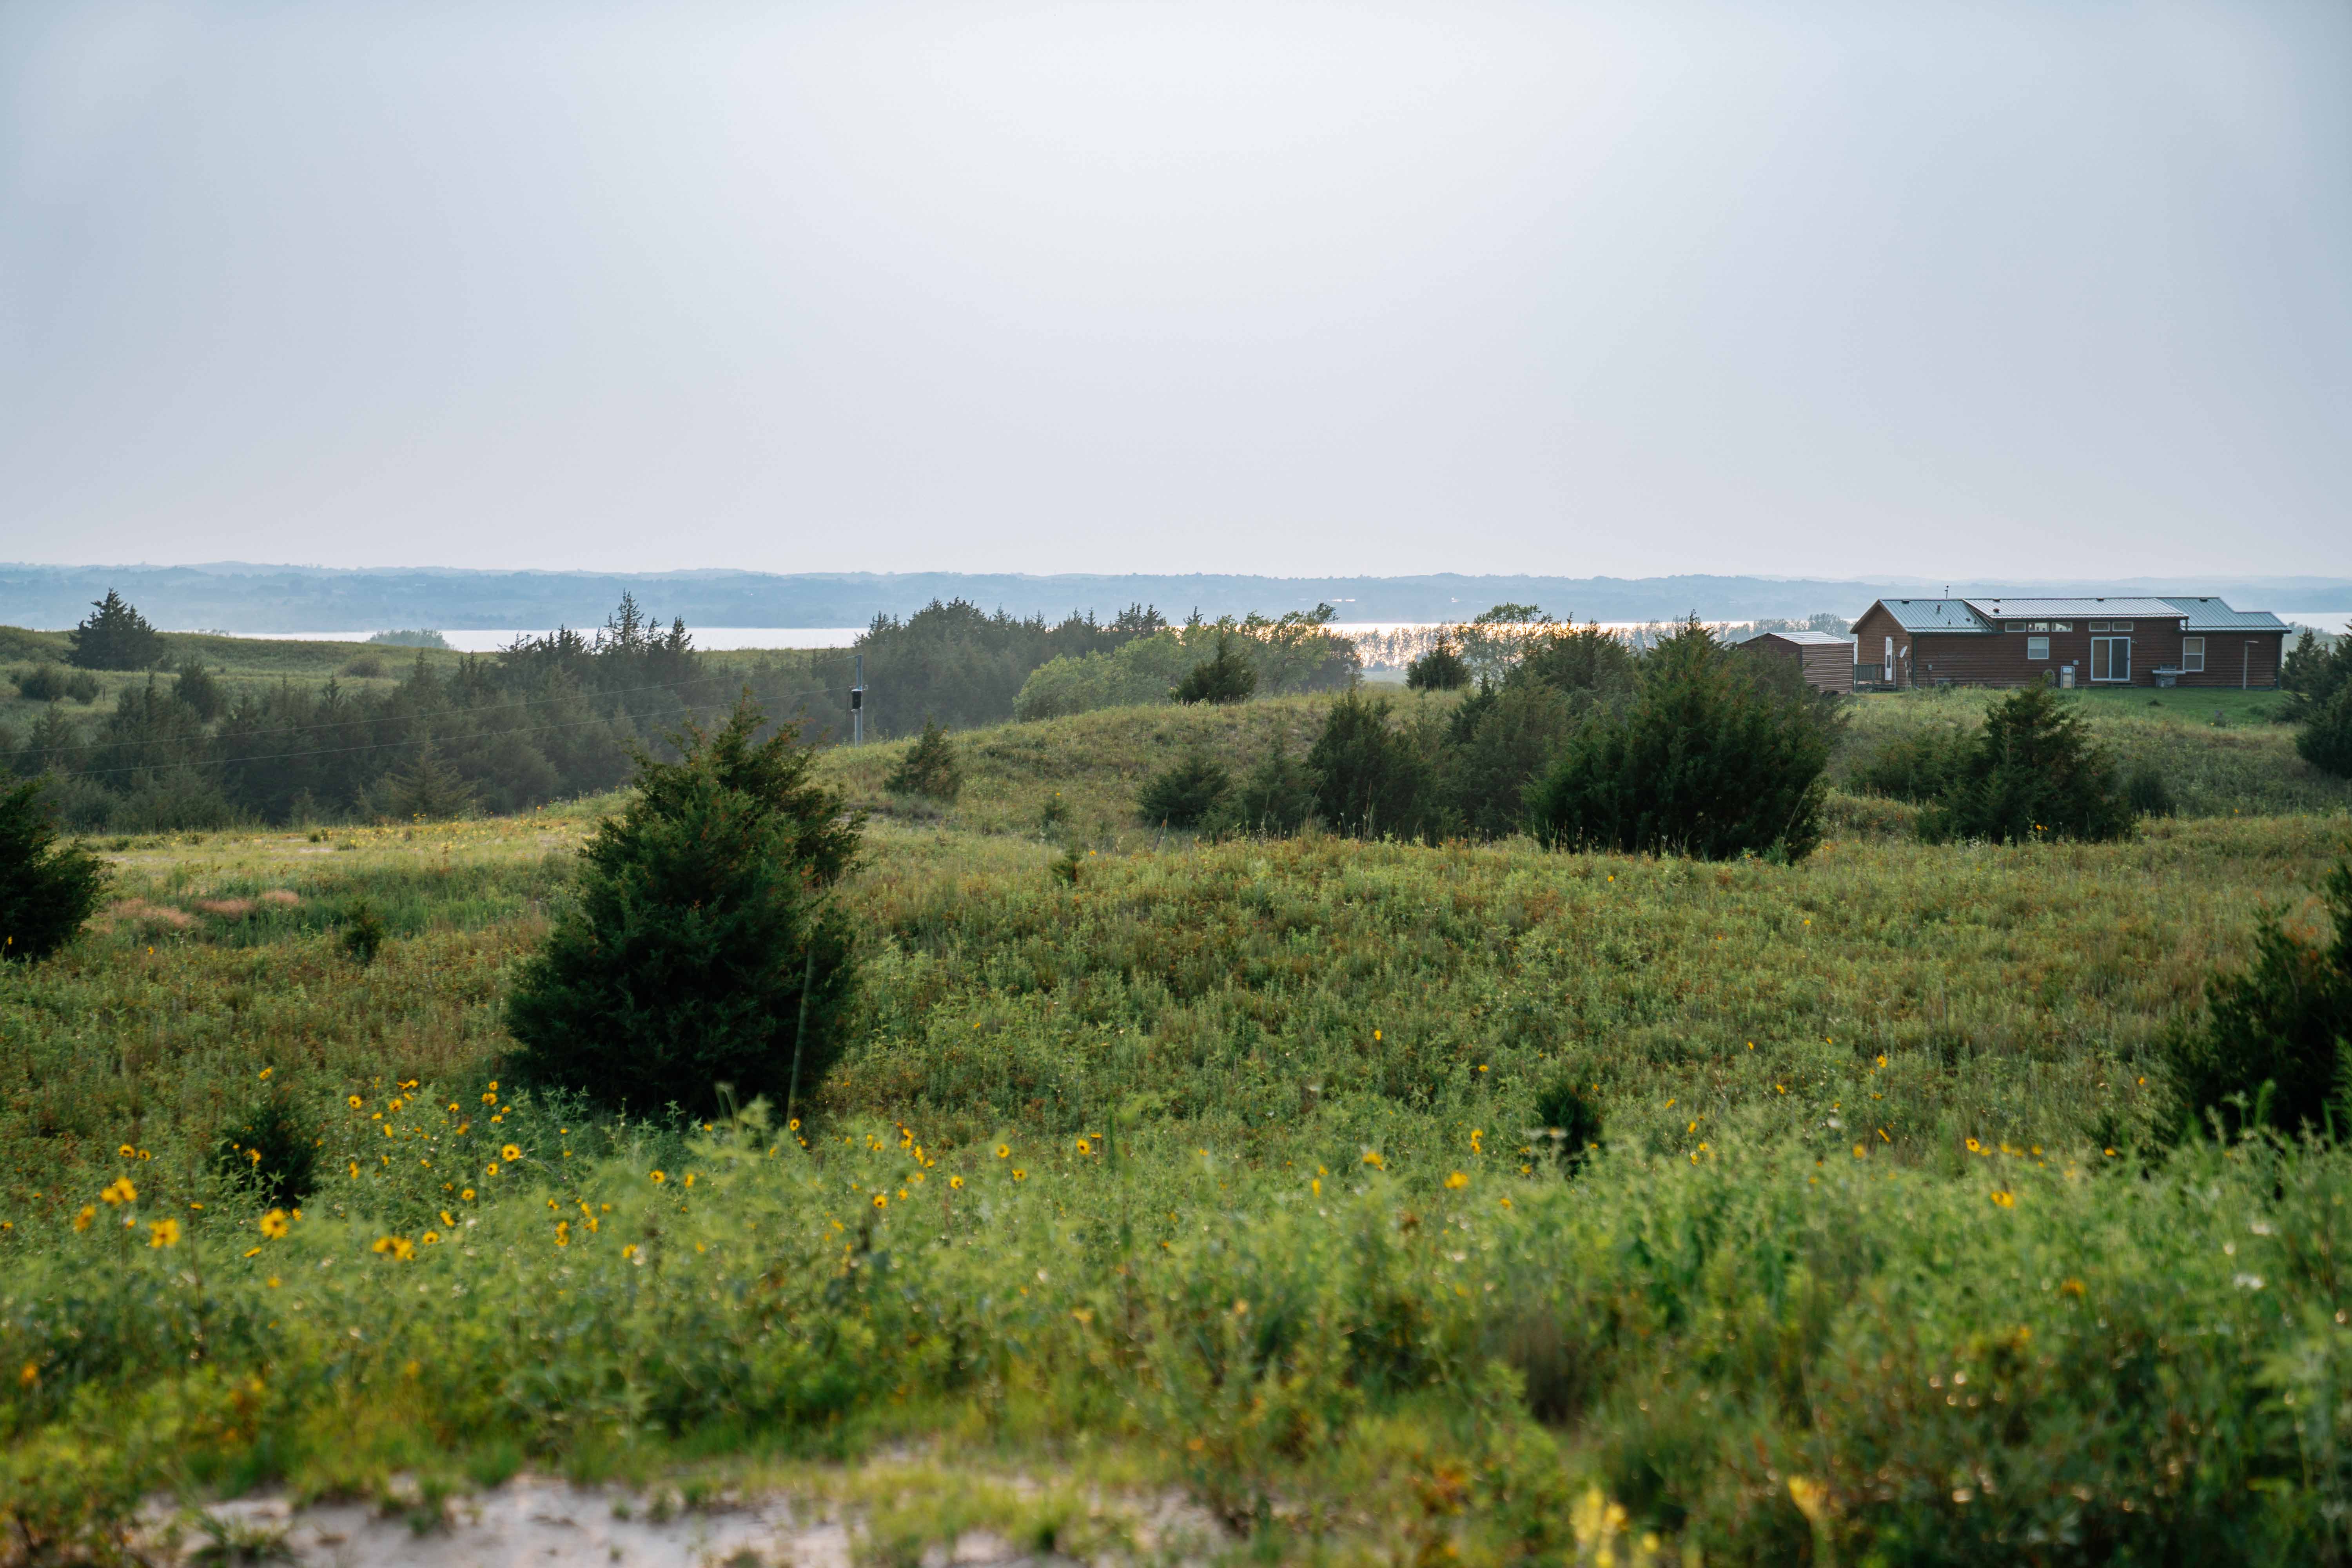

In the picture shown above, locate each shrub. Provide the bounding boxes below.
[341,653,391,681]
[11,665,100,705]
[1529,1073,1604,1174]
[1439,678,1579,839]
[213,1091,318,1209]
[1308,691,1432,839]
[1528,621,1833,861]
[1138,746,1232,829]
[1173,631,1258,705]
[1513,622,1638,697]
[66,590,166,671]
[505,694,863,1120]
[885,717,963,801]
[2159,856,2352,1142]
[1853,725,1973,803]
[2297,681,2352,781]
[171,658,225,722]
[1405,640,1470,691]
[1215,738,1317,837]
[2124,761,2176,818]
[0,778,109,962]
[1920,684,2134,844]
[341,899,386,965]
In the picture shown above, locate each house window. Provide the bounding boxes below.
[2006,621,2052,632]
[2182,636,2205,673]
[2088,621,2107,632]
[2052,622,2071,632]
[2027,636,2049,661]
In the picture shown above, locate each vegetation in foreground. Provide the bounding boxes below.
[2,762,2349,1559]
[5,639,2352,1560]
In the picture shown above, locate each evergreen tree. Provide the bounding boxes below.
[2296,680,2352,781]
[379,739,476,821]
[1405,639,1470,691]
[2159,856,2352,1143]
[885,717,964,800]
[1174,630,1259,705]
[1920,683,2134,844]
[171,657,226,722]
[1309,691,1432,838]
[505,694,863,1119]
[0,779,109,963]
[1528,620,1833,861]
[67,591,166,671]
[1138,746,1232,828]
[1216,737,1318,837]
[1439,678,1578,839]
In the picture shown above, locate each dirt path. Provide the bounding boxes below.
[137,1473,1224,1568]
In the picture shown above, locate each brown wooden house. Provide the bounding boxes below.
[1742,630,1853,693]
[1849,595,2288,691]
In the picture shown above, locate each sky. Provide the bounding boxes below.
[2,0,2346,579]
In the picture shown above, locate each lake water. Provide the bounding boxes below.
[213,611,2352,658]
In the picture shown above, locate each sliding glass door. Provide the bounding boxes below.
[2089,636,2131,683]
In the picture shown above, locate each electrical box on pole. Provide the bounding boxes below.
[850,652,864,746]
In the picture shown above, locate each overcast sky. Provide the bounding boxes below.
[2,0,2345,579]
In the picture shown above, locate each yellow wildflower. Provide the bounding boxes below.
[259,1209,290,1239]
[1444,1171,1469,1190]
[501,1144,521,1162]
[148,1218,180,1248]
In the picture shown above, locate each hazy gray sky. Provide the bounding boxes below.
[3,0,2345,578]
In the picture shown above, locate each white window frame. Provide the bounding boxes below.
[2026,636,2049,661]
[2182,636,2205,673]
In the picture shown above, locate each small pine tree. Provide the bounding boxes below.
[380,739,475,821]
[67,591,166,671]
[2297,681,2352,781]
[1308,691,1432,839]
[1530,1073,1604,1175]
[214,1091,318,1209]
[1405,640,1471,691]
[505,694,863,1119]
[1217,737,1318,837]
[1138,746,1232,828]
[172,657,225,722]
[1174,631,1259,705]
[1920,684,2133,844]
[2124,762,2176,818]
[1853,725,1974,803]
[0,779,109,963]
[2159,857,2352,1143]
[1528,621,1833,860]
[341,899,386,965]
[886,717,963,800]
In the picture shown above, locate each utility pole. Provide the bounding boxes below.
[850,652,864,745]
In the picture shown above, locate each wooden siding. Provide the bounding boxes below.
[1844,601,2280,690]
[1746,634,1852,694]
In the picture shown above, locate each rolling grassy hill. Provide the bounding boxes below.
[5,668,2351,1558]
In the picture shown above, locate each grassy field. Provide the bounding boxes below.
[5,692,2352,1561]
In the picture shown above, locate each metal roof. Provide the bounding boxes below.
[1751,630,1851,645]
[2160,597,2293,632]
[1873,599,1993,633]
[1964,597,2186,621]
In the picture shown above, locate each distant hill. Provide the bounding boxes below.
[3,563,2347,634]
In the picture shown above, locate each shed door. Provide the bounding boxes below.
[1882,636,1894,682]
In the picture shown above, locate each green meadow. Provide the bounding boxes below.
[5,683,2352,1563]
